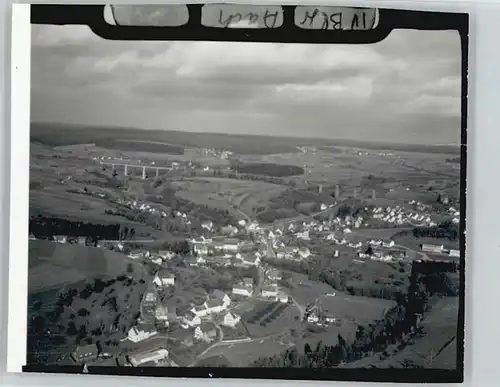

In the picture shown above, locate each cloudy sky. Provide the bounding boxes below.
[31,24,462,144]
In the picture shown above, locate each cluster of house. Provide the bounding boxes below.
[126,268,246,348]
[202,148,233,160]
[372,204,437,227]
[116,198,188,222]
[447,206,461,224]
[305,303,339,326]
[421,244,460,257]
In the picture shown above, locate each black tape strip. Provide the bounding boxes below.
[31,4,467,45]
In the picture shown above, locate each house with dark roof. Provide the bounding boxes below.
[194,322,218,342]
[180,310,202,328]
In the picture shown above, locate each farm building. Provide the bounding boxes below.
[422,244,444,254]
[77,237,87,245]
[194,322,218,343]
[232,279,253,297]
[129,348,169,367]
[261,284,279,299]
[240,254,261,267]
[153,269,175,287]
[222,312,241,328]
[222,238,240,253]
[128,324,158,343]
[73,343,99,362]
[53,235,68,244]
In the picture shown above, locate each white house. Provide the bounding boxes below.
[449,249,460,257]
[298,247,311,259]
[158,250,175,260]
[211,290,231,308]
[194,322,218,343]
[130,349,169,367]
[53,235,68,244]
[277,291,289,303]
[201,220,214,231]
[247,221,260,231]
[320,204,328,211]
[307,312,319,324]
[382,240,395,248]
[153,270,175,287]
[296,231,310,241]
[127,325,158,343]
[241,255,261,267]
[238,219,247,227]
[222,312,241,328]
[191,304,209,318]
[343,228,352,234]
[232,282,253,297]
[223,238,240,253]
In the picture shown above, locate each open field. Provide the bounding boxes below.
[28,240,146,293]
[282,274,336,306]
[170,177,286,219]
[393,234,460,253]
[318,293,395,325]
[197,335,293,367]
[241,301,302,338]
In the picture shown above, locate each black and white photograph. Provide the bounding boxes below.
[25,4,467,382]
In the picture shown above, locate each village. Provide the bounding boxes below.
[38,185,461,369]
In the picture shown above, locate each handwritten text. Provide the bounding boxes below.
[295,6,378,31]
[202,5,284,29]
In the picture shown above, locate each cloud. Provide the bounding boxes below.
[31,24,463,144]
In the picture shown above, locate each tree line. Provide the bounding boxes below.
[252,260,458,368]
[412,220,460,241]
[29,215,120,240]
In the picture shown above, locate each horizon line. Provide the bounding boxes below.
[30,120,462,150]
